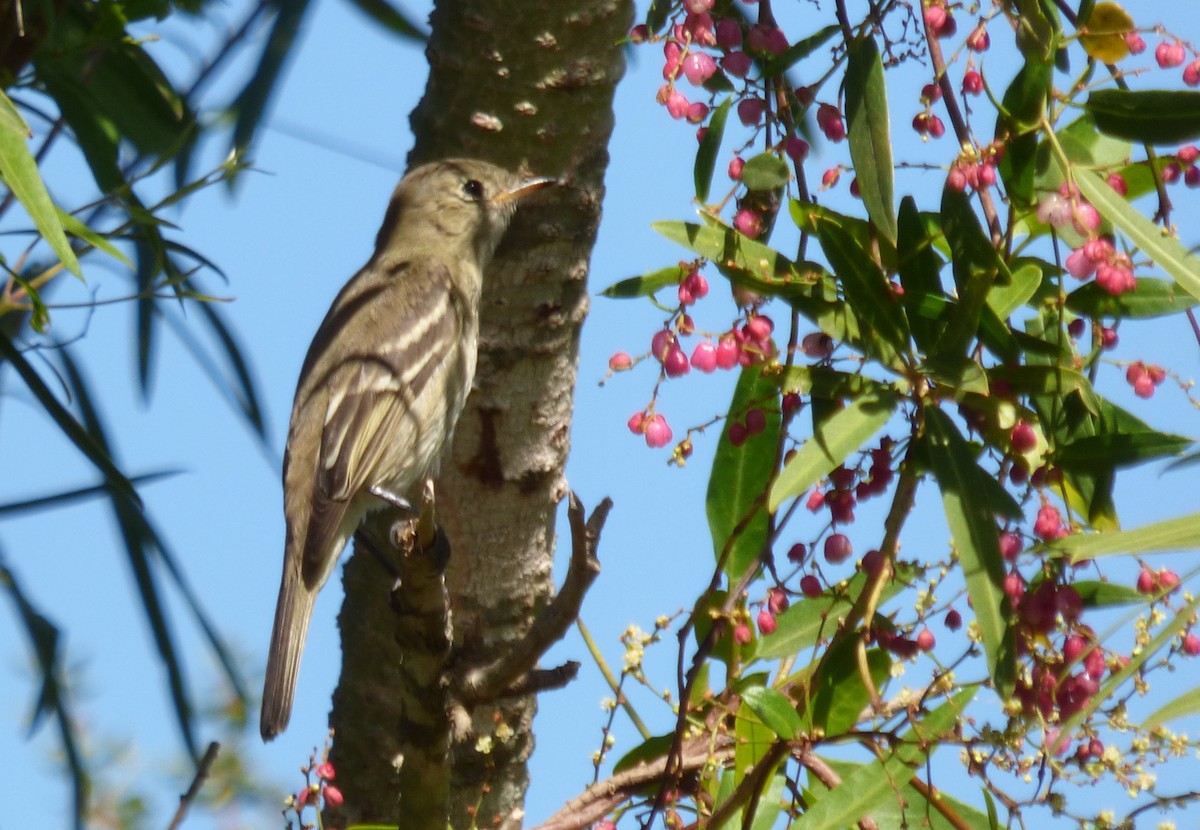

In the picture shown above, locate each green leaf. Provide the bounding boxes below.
[896,196,948,353]
[793,689,977,830]
[739,685,803,739]
[1066,278,1197,319]
[0,332,139,504]
[820,757,996,830]
[768,391,896,512]
[988,260,1042,319]
[1085,90,1200,145]
[811,641,890,737]
[988,364,1100,415]
[600,265,686,298]
[654,220,802,282]
[0,471,178,516]
[1070,165,1200,302]
[695,98,731,203]
[342,0,426,40]
[707,367,780,580]
[1050,512,1200,563]
[741,152,790,192]
[1053,432,1192,472]
[0,91,81,277]
[923,408,1016,696]
[0,557,89,827]
[935,188,1010,360]
[790,201,899,271]
[760,24,839,76]
[1144,686,1200,729]
[231,0,313,157]
[995,54,1052,207]
[56,209,130,266]
[816,220,910,364]
[1073,580,1148,608]
[844,36,896,244]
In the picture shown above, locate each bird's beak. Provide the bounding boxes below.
[492,176,557,205]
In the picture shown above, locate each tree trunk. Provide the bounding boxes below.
[327,0,632,826]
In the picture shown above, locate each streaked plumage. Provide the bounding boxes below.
[261,159,552,741]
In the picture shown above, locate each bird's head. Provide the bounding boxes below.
[374,159,555,267]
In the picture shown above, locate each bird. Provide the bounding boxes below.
[260,158,554,741]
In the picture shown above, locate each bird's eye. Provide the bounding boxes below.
[462,179,485,201]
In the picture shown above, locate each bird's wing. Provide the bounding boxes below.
[315,282,462,505]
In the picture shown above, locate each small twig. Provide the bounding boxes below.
[457,493,609,704]
[165,741,220,830]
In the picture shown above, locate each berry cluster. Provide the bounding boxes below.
[282,743,343,829]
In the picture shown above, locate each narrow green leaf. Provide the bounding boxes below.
[924,408,1016,695]
[56,209,129,266]
[793,689,977,830]
[740,685,804,739]
[741,152,790,192]
[988,364,1100,415]
[761,24,839,76]
[768,391,896,512]
[600,265,686,298]
[0,332,139,504]
[896,196,947,353]
[1085,89,1200,145]
[707,367,780,579]
[231,0,313,156]
[1073,580,1148,608]
[844,36,896,244]
[817,221,910,363]
[936,188,1009,361]
[1071,166,1200,302]
[0,91,81,277]
[0,471,178,516]
[1144,686,1200,729]
[812,642,890,737]
[1051,512,1200,563]
[1054,432,1192,471]
[695,98,731,202]
[0,557,89,827]
[995,55,1051,207]
[654,220,801,282]
[1067,277,1198,319]
[790,201,899,271]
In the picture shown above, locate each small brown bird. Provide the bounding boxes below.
[261,159,553,740]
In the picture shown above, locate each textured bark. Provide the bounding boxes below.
[327,0,632,827]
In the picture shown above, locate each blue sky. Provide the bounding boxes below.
[3,0,1200,827]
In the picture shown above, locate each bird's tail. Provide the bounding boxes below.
[260,564,316,741]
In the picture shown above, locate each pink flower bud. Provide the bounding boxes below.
[608,351,632,371]
[966,20,990,51]
[962,69,983,95]
[734,207,763,237]
[800,574,822,598]
[756,609,777,635]
[715,335,740,369]
[785,137,809,162]
[824,533,852,564]
[715,18,742,49]
[1187,60,1200,87]
[1125,32,1146,54]
[682,52,717,86]
[722,51,752,77]
[737,96,766,126]
[663,346,690,377]
[1156,40,1186,69]
[691,341,717,372]
[728,156,745,179]
[644,414,673,448]
[627,411,646,434]
[666,90,690,120]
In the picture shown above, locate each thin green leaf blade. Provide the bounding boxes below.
[707,367,780,579]
[768,391,896,512]
[695,98,731,202]
[1050,512,1200,563]
[1085,89,1200,145]
[924,408,1016,696]
[844,36,895,244]
[0,90,81,277]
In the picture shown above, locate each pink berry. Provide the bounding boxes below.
[722,51,752,78]
[1136,568,1157,595]
[745,314,773,341]
[651,329,674,361]
[781,392,801,416]
[944,609,962,631]
[966,21,990,51]
[1065,247,1096,280]
[1179,145,1199,164]
[629,24,649,43]
[316,762,336,780]
[926,115,945,138]
[923,4,947,32]
[816,103,845,142]
[627,411,646,434]
[682,52,717,86]
[787,542,807,563]
[728,156,745,180]
[1158,569,1181,593]
[737,97,766,126]
[715,335,740,369]
[1156,40,1186,69]
[1187,166,1200,187]
[609,352,632,371]
[800,574,822,598]
[1184,634,1200,656]
[1106,172,1128,195]
[757,609,777,635]
[1100,326,1118,349]
[728,422,747,447]
[1010,421,1037,453]
[745,407,767,435]
[644,414,673,448]
[733,623,753,644]
[734,207,763,237]
[962,69,983,95]
[1034,504,1063,540]
[1185,61,1200,87]
[805,489,825,511]
[1003,572,1025,603]
[785,137,809,162]
[916,627,936,651]
[767,587,789,614]
[1125,32,1146,54]
[666,90,690,120]
[715,18,742,49]
[999,531,1022,561]
[1163,162,1182,184]
[821,167,840,188]
[824,533,852,564]
[323,785,344,808]
[691,341,717,372]
[861,548,883,576]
